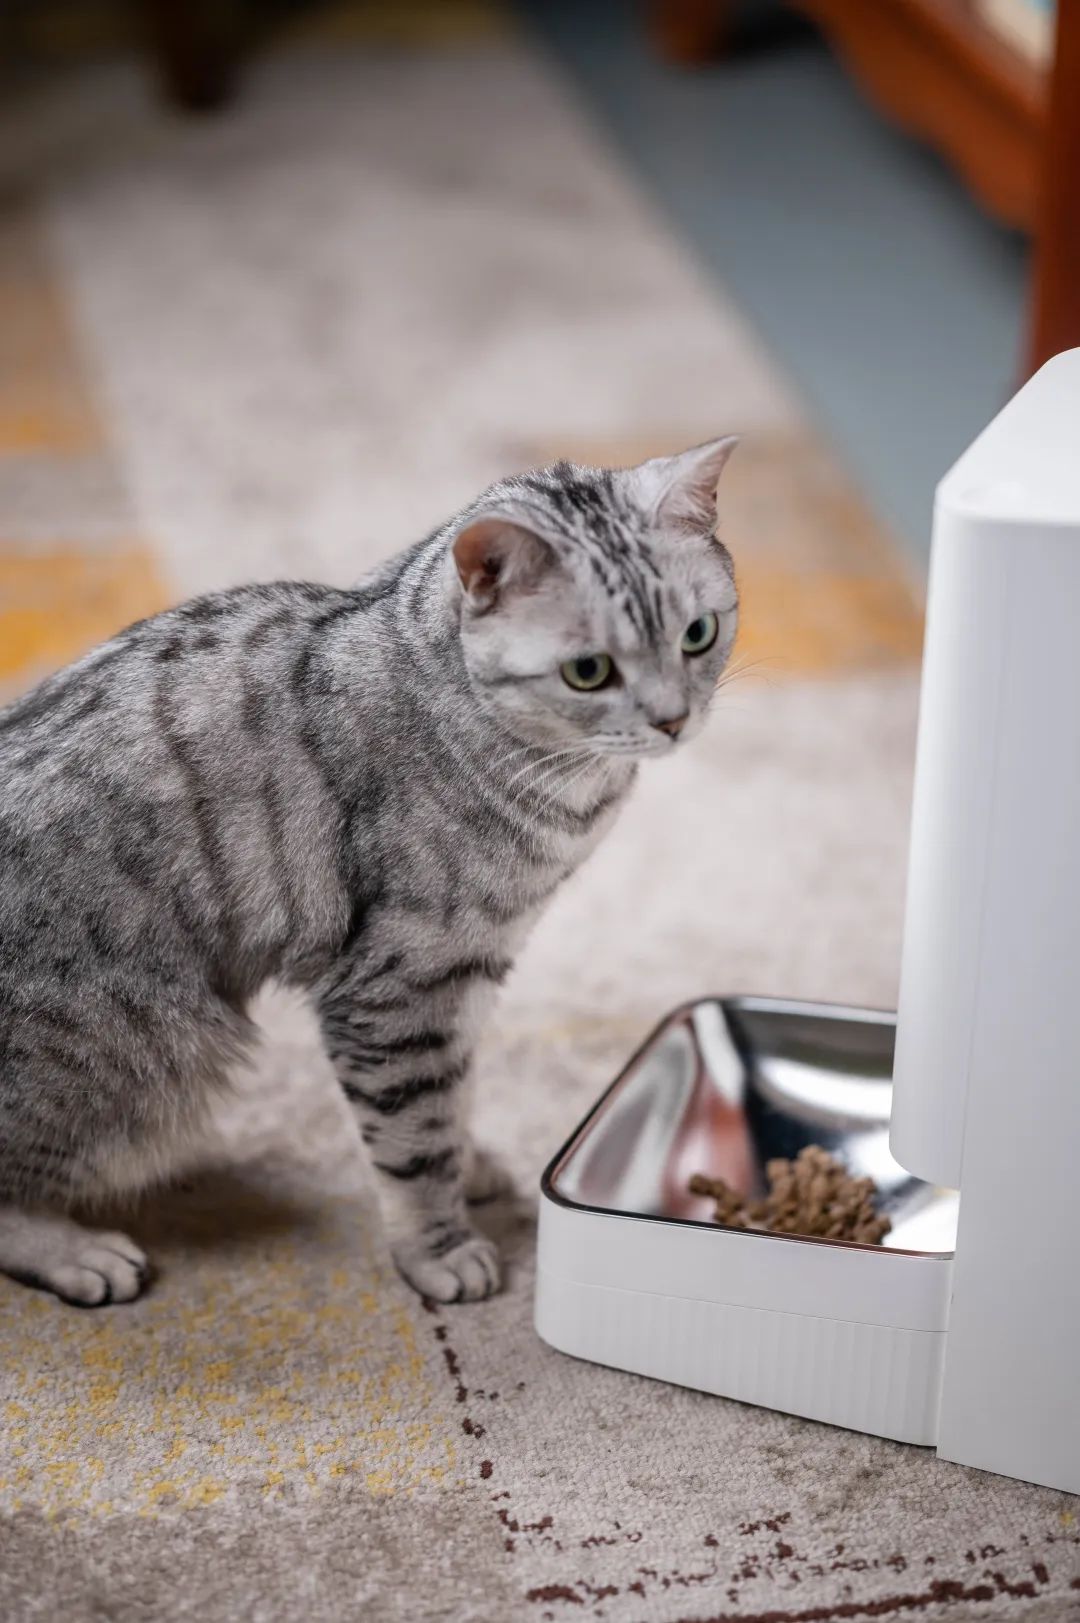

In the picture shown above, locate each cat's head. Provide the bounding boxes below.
[449,439,739,758]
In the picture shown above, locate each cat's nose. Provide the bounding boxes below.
[652,712,689,739]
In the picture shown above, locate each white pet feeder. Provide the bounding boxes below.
[535,351,1080,1495]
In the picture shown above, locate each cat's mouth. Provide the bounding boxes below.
[594,734,685,761]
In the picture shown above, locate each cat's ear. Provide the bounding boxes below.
[640,436,739,532]
[452,516,554,611]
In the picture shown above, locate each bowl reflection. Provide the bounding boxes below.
[549,998,959,1257]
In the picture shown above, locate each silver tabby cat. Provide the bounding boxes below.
[0,439,738,1307]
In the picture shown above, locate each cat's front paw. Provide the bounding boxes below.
[392,1230,501,1304]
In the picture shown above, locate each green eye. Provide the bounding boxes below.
[560,653,615,692]
[681,612,719,656]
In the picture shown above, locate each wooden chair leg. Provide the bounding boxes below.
[1027,0,1080,373]
[647,0,734,64]
[139,0,239,113]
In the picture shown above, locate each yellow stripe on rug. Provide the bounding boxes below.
[0,209,169,695]
[0,547,169,686]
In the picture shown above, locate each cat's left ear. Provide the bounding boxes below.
[639,436,739,533]
[452,516,555,612]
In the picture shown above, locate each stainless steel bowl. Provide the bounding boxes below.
[543,998,958,1257]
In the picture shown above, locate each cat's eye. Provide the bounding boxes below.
[681,613,719,657]
[560,653,615,692]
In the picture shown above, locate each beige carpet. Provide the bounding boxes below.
[1,17,1077,1622]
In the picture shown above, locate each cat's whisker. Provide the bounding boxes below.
[514,757,598,810]
[502,743,597,799]
[533,755,602,817]
[501,743,585,788]
[515,757,588,800]
[715,654,781,690]
[499,737,588,781]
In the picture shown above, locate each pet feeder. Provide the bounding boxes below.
[535,351,1080,1494]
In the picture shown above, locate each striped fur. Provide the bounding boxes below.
[0,442,738,1305]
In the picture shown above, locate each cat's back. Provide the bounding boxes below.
[0,581,378,980]
[0,580,360,787]
[0,582,373,953]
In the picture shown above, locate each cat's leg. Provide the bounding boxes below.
[453,1068,510,1204]
[315,976,501,1303]
[0,1207,148,1306]
[0,984,248,1306]
[463,1141,510,1205]
[0,1119,151,1306]
[350,1073,501,1303]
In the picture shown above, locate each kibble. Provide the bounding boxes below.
[689,1145,891,1245]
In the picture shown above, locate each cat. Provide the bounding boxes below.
[0,438,738,1307]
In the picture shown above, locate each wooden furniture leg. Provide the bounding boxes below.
[647,0,1080,375]
[1027,0,1080,372]
[647,0,733,64]
[140,0,239,112]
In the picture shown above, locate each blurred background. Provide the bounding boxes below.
[0,0,1075,697]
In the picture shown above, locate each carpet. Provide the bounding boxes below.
[0,10,1076,1621]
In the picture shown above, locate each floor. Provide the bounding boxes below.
[520,0,1030,563]
[0,0,923,702]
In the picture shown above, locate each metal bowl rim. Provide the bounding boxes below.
[539,995,954,1262]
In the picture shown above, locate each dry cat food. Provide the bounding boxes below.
[689,1144,892,1245]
